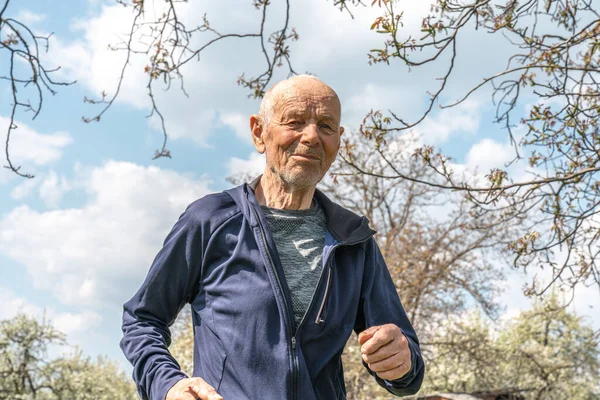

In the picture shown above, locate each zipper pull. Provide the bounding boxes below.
[291,337,297,350]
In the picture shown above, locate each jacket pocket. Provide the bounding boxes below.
[194,323,227,392]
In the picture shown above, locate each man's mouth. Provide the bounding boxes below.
[291,154,321,161]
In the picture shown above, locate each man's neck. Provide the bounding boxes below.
[254,171,315,210]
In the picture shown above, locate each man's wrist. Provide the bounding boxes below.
[158,371,189,400]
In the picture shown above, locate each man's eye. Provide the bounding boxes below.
[320,123,333,130]
[288,121,303,126]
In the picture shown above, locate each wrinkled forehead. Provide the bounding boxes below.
[273,83,341,120]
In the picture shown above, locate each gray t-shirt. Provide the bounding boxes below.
[261,201,327,329]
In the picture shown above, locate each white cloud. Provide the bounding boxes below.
[39,171,72,208]
[0,286,102,337]
[45,1,266,146]
[10,178,40,200]
[498,268,532,317]
[570,285,600,330]
[418,99,483,144]
[0,169,12,184]
[227,153,265,182]
[9,170,72,208]
[0,286,41,320]
[0,117,72,167]
[49,5,149,108]
[221,112,251,143]
[291,0,435,69]
[466,138,515,173]
[15,10,47,25]
[497,248,600,332]
[86,0,113,7]
[344,90,483,149]
[148,109,218,147]
[0,161,212,308]
[43,0,439,150]
[52,311,103,336]
[344,83,417,131]
[38,0,518,156]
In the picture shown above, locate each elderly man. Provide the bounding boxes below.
[120,75,424,400]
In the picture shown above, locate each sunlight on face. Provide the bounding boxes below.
[262,78,344,188]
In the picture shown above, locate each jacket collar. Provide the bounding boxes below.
[224,177,376,244]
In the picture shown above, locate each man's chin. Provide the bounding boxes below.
[280,170,323,188]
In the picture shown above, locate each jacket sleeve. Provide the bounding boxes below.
[120,206,206,400]
[354,237,425,397]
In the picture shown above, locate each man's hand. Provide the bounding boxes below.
[358,324,411,381]
[166,377,223,400]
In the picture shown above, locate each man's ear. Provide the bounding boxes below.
[250,115,266,154]
[337,126,345,150]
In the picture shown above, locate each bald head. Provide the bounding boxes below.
[259,75,342,127]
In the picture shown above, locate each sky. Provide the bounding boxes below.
[1,0,599,374]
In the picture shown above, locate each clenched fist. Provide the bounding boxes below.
[166,377,223,400]
[358,324,411,381]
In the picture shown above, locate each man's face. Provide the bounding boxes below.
[253,79,344,188]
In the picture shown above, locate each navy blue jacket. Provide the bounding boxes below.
[120,183,424,399]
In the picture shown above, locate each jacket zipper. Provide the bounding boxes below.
[315,265,332,325]
[284,243,335,400]
[313,243,340,326]
[312,238,368,326]
[294,242,340,335]
[251,206,297,400]
[252,203,372,400]
[291,336,298,400]
[288,242,341,397]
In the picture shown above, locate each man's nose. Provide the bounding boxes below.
[300,123,319,146]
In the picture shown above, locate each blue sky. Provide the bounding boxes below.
[1,0,598,373]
